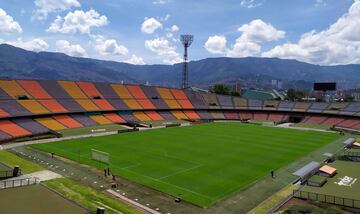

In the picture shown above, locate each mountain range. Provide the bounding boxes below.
[0,44,359,90]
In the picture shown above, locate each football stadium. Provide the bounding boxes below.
[1,1,360,214]
[0,79,359,213]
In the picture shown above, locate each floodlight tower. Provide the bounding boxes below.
[181,35,193,89]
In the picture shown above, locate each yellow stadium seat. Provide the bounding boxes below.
[90,115,112,125]
[36,117,66,131]
[17,100,50,114]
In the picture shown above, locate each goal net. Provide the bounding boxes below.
[91,149,110,164]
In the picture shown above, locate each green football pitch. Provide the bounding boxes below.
[32,122,340,207]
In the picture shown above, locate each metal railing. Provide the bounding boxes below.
[0,170,13,179]
[0,177,39,190]
[293,190,360,208]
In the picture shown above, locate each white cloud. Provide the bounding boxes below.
[262,0,360,65]
[240,0,263,8]
[56,40,86,57]
[145,37,182,64]
[94,35,128,56]
[124,54,145,65]
[0,8,22,34]
[169,25,179,32]
[205,19,284,57]
[141,17,162,34]
[315,0,327,7]
[153,0,171,5]
[238,19,285,43]
[33,0,80,20]
[47,9,108,34]
[204,35,227,54]
[8,38,48,51]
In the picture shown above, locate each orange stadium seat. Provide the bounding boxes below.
[17,80,52,99]
[111,84,133,99]
[38,99,67,113]
[164,99,181,109]
[93,99,114,111]
[145,111,163,121]
[0,80,31,98]
[53,115,83,129]
[127,85,147,99]
[137,99,155,109]
[156,88,174,99]
[0,120,31,137]
[75,99,100,111]
[171,110,188,119]
[89,115,112,125]
[0,108,9,117]
[58,81,88,99]
[103,113,126,123]
[133,111,151,121]
[36,117,66,131]
[183,110,200,119]
[76,82,102,97]
[170,89,188,99]
[17,100,50,114]
[177,99,194,109]
[123,99,142,109]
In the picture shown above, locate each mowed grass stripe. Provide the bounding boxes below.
[32,123,340,207]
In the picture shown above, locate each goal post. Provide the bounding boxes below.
[91,149,110,165]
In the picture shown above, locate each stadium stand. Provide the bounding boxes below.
[341,103,360,115]
[89,115,112,125]
[171,110,188,120]
[35,117,67,131]
[293,102,311,112]
[0,108,9,117]
[253,112,269,121]
[184,90,207,108]
[263,100,279,110]
[0,120,31,137]
[12,118,49,135]
[201,93,220,109]
[103,113,126,123]
[223,111,239,120]
[308,102,329,113]
[145,111,164,121]
[211,111,226,120]
[322,117,344,126]
[71,114,98,127]
[119,112,138,122]
[17,100,50,114]
[183,110,200,120]
[233,97,248,109]
[0,130,12,142]
[248,99,263,110]
[53,115,83,129]
[17,80,52,99]
[75,99,100,111]
[1,79,360,143]
[267,113,285,122]
[239,111,253,120]
[158,111,177,120]
[324,102,349,114]
[38,100,67,113]
[278,101,295,111]
[58,81,88,99]
[196,110,213,120]
[0,100,30,116]
[0,80,31,98]
[217,95,234,109]
[133,111,151,122]
[303,115,328,124]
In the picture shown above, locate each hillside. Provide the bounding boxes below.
[0,44,359,89]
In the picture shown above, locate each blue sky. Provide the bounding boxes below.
[0,0,358,65]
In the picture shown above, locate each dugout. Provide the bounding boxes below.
[307,175,327,187]
[293,161,321,183]
[343,138,356,148]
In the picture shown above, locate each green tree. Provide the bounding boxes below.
[211,84,230,95]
